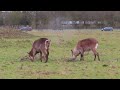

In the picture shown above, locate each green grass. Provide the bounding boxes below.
[1,29,120,79]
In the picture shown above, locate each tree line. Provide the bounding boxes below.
[0,11,120,29]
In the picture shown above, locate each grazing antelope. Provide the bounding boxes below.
[71,38,100,61]
[28,38,51,63]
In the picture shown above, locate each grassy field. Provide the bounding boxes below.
[0,29,120,79]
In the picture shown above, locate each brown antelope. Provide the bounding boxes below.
[28,38,51,63]
[71,38,100,61]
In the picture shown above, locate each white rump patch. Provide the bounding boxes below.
[95,43,98,49]
[45,40,49,42]
[45,40,49,49]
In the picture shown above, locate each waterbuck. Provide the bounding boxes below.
[71,38,100,61]
[28,38,51,63]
